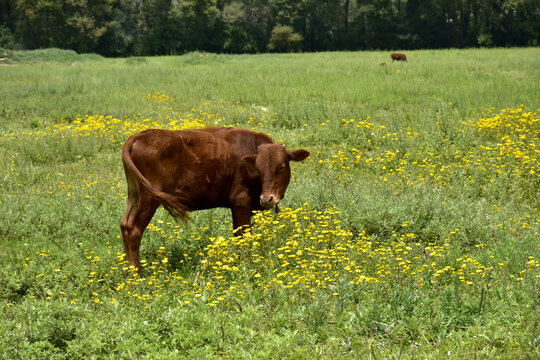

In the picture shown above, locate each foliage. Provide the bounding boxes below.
[0,25,14,48]
[14,0,115,53]
[267,25,302,52]
[0,0,539,55]
[0,47,102,64]
[0,49,539,358]
[222,1,273,53]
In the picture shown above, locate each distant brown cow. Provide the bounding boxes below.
[120,128,309,272]
[390,53,407,61]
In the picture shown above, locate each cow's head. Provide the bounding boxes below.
[242,143,309,209]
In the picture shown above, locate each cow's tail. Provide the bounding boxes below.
[122,133,190,221]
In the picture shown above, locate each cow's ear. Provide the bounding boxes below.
[240,154,259,180]
[288,149,310,162]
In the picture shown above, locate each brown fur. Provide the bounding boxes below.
[390,53,407,61]
[120,128,309,272]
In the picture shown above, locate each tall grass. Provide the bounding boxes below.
[2,49,537,128]
[0,48,538,359]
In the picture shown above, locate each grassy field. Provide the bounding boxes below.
[0,48,538,359]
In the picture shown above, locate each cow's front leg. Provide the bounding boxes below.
[231,205,252,236]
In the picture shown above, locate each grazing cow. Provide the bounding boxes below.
[120,128,309,272]
[390,53,407,61]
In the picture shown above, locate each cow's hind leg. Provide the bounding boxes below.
[120,197,159,273]
[120,171,139,264]
[120,175,159,273]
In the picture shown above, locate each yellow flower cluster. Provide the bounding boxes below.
[59,205,536,307]
[467,106,539,179]
[312,107,538,196]
[0,93,221,143]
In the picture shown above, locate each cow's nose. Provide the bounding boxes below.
[260,195,277,208]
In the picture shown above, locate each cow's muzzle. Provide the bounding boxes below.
[260,195,279,209]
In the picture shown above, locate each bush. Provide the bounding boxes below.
[477,34,494,47]
[267,25,302,52]
[0,26,15,49]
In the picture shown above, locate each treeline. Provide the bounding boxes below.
[1,0,538,56]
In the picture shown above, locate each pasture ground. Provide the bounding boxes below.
[0,48,538,359]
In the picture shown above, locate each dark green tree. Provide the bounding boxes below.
[275,0,344,51]
[349,0,399,49]
[62,0,115,53]
[498,0,540,46]
[7,0,540,55]
[140,0,182,54]
[0,0,17,31]
[173,0,221,52]
[98,0,145,56]
[0,0,16,48]
[15,0,115,52]
[16,0,65,48]
[221,0,274,53]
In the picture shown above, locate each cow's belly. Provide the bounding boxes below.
[173,176,233,211]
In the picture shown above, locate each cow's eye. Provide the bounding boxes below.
[279,164,286,171]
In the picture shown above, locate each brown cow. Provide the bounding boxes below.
[120,127,309,272]
[390,53,407,61]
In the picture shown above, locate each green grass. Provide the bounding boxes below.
[0,48,538,359]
